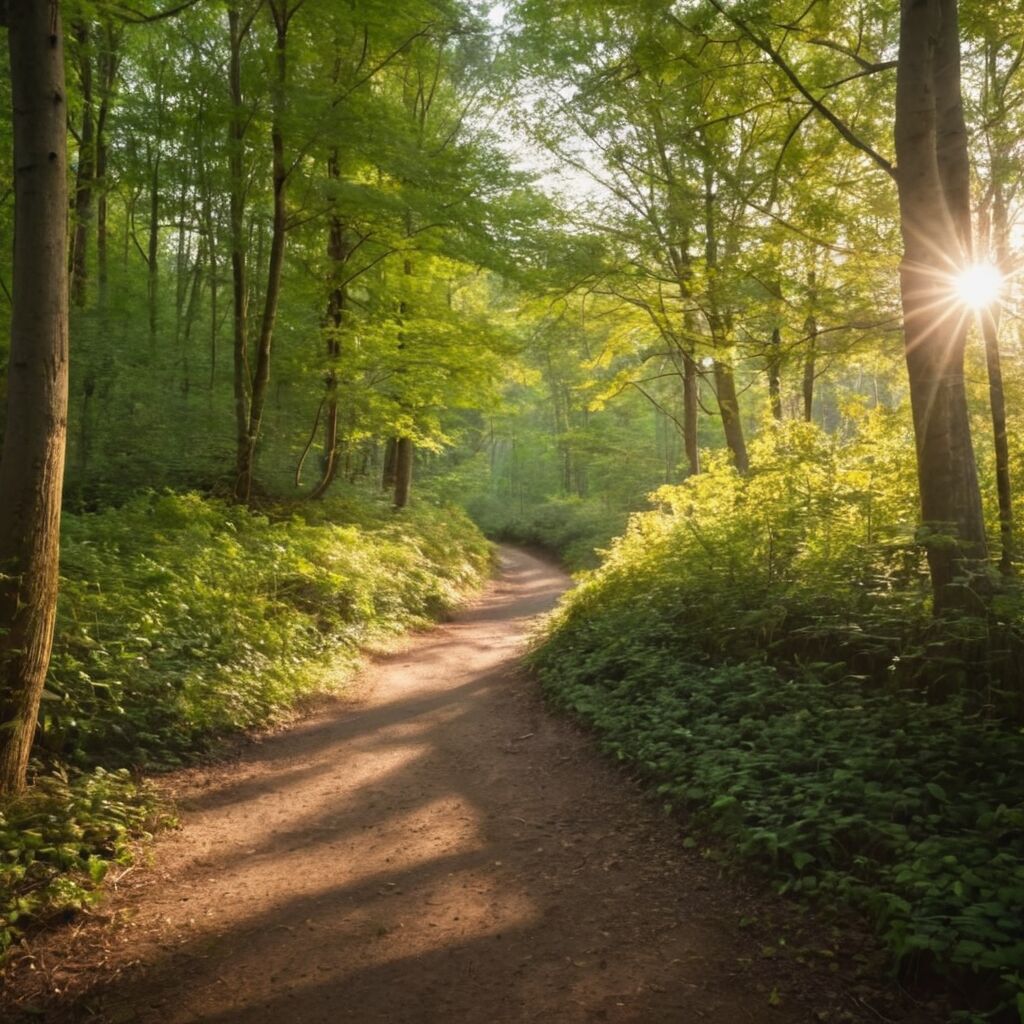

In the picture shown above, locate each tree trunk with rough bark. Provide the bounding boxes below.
[0,0,70,795]
[713,359,749,474]
[702,157,748,473]
[894,0,988,613]
[682,350,699,476]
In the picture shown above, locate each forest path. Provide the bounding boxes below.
[23,547,851,1022]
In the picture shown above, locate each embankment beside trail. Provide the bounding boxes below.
[0,490,492,959]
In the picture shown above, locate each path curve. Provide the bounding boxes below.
[19,547,852,1022]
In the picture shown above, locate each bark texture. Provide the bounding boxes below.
[894,0,988,612]
[0,0,70,795]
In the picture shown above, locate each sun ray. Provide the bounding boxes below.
[954,263,1003,310]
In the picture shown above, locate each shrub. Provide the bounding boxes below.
[532,417,1024,1017]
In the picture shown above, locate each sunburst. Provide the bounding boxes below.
[954,263,1004,310]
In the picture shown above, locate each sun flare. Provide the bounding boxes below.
[954,263,1004,310]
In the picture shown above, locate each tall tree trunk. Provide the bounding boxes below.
[228,7,251,498]
[391,221,414,507]
[713,359,749,474]
[70,20,94,308]
[310,150,346,500]
[802,269,818,422]
[682,350,699,475]
[393,436,413,509]
[146,147,160,346]
[0,1,70,795]
[233,7,287,504]
[95,21,119,309]
[981,180,1013,575]
[767,326,783,421]
[978,41,1015,577]
[895,0,988,613]
[702,155,748,472]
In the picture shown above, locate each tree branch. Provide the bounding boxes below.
[706,0,896,180]
[108,0,203,23]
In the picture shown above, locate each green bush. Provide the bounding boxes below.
[466,493,629,568]
[532,417,1024,1017]
[0,768,161,954]
[41,490,491,769]
[1,489,491,957]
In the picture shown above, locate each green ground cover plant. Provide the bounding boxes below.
[0,489,491,956]
[467,494,629,569]
[531,419,1024,1020]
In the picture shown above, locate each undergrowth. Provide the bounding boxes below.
[531,417,1024,1022]
[0,769,163,954]
[1,488,491,957]
[44,490,491,769]
[466,493,628,568]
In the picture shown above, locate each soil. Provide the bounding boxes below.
[1,547,941,1023]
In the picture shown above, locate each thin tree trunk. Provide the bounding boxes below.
[0,1,70,795]
[310,150,346,500]
[390,213,415,507]
[803,270,818,422]
[234,2,290,504]
[702,156,748,472]
[682,350,699,475]
[979,41,1015,577]
[95,21,118,309]
[70,20,94,308]
[393,436,413,509]
[981,303,1013,576]
[895,0,988,613]
[147,148,160,346]
[981,180,1013,575]
[228,7,251,496]
[713,359,749,474]
[767,326,782,421]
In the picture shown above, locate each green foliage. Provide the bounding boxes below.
[532,418,1024,1015]
[41,490,491,769]
[0,489,488,958]
[0,767,161,956]
[534,651,1024,1011]
[467,493,628,569]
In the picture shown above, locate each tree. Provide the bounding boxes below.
[703,0,991,612]
[0,0,71,795]
[894,0,989,611]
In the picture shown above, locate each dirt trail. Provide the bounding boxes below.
[10,548,882,1023]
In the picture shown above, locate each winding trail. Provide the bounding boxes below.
[18,547,872,1022]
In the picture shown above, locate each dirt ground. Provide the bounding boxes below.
[1,547,941,1023]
